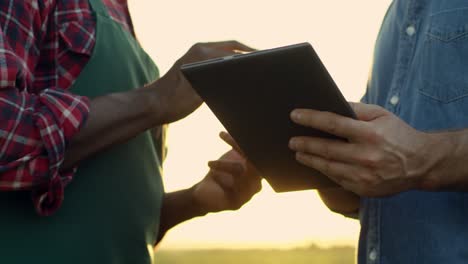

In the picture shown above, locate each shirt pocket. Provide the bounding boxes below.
[417,8,468,103]
[56,16,96,90]
[58,21,95,57]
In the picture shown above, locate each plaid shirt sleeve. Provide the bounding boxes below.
[0,1,90,216]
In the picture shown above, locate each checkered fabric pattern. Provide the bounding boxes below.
[0,0,133,215]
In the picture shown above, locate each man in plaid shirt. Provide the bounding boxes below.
[0,0,261,256]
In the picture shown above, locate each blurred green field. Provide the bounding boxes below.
[155,245,356,264]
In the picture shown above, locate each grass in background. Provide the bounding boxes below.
[155,244,356,264]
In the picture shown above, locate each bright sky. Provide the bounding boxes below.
[128,0,392,249]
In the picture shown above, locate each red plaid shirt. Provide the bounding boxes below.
[0,0,134,215]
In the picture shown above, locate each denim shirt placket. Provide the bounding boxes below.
[364,199,381,264]
[363,1,425,264]
[385,0,422,114]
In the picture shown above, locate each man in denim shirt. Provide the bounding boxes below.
[287,0,468,263]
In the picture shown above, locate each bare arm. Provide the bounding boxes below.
[62,41,254,170]
[156,188,206,244]
[62,84,160,170]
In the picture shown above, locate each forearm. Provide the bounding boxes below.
[156,187,207,244]
[318,188,360,217]
[62,82,163,170]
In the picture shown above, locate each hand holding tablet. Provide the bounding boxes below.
[181,43,355,192]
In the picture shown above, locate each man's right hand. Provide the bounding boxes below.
[151,41,255,124]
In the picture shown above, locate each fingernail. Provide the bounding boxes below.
[291,110,301,121]
[289,138,300,150]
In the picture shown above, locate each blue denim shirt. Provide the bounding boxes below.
[359,0,468,263]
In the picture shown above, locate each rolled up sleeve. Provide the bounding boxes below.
[1,87,89,215]
[0,24,90,215]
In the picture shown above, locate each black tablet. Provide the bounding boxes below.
[181,42,356,192]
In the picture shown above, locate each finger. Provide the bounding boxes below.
[213,158,260,195]
[290,109,373,141]
[289,136,374,165]
[201,49,238,59]
[295,152,361,187]
[220,131,244,155]
[220,149,244,161]
[208,160,245,175]
[220,133,263,182]
[348,102,388,121]
[211,40,256,52]
[208,160,262,194]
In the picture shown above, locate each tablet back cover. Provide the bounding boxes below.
[181,43,355,192]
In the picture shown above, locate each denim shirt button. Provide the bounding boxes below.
[406,25,416,36]
[369,249,378,262]
[390,95,400,105]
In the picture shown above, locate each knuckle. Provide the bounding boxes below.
[361,152,381,167]
[320,143,331,159]
[372,127,386,144]
[325,118,338,134]
[365,127,381,144]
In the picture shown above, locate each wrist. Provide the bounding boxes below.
[442,130,468,190]
[417,131,464,190]
[189,184,210,217]
[158,187,208,241]
[144,79,168,125]
[146,68,188,125]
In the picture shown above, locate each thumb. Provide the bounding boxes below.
[208,160,245,175]
[213,171,235,190]
[349,102,388,121]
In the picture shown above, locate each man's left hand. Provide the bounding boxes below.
[289,103,441,197]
